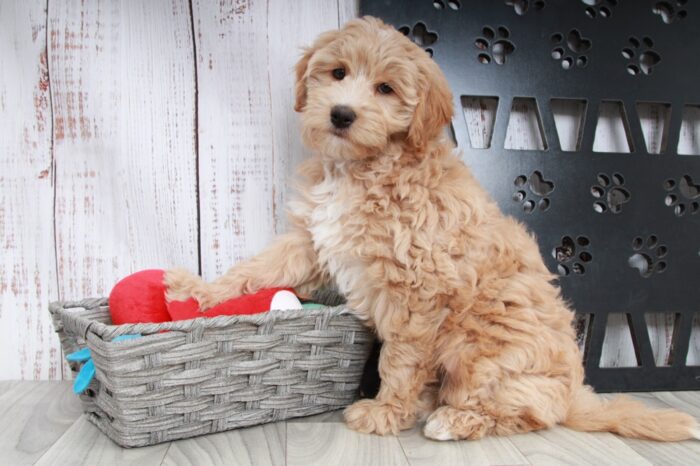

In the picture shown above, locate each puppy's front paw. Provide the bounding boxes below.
[164,268,220,310]
[164,268,204,302]
[191,286,221,311]
[344,399,414,435]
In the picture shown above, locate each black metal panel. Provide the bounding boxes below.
[361,0,700,391]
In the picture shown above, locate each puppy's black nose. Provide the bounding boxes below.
[330,105,356,129]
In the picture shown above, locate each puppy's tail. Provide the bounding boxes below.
[562,385,699,441]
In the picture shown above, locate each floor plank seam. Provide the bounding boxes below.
[158,441,174,466]
[394,427,412,465]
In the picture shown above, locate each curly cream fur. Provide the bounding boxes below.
[166,17,698,441]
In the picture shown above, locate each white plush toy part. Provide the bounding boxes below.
[269,289,304,311]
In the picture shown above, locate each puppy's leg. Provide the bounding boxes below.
[425,357,568,440]
[165,229,324,309]
[164,267,208,302]
[425,374,567,440]
[415,381,440,422]
[344,337,435,435]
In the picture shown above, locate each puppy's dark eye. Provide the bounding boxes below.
[332,68,346,80]
[377,83,393,94]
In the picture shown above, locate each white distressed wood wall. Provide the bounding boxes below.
[1,0,357,380]
[0,0,697,379]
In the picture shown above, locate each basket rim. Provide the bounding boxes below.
[50,298,362,341]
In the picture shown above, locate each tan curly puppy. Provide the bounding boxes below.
[166,17,698,441]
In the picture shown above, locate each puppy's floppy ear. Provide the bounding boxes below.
[406,56,454,152]
[294,47,315,112]
[294,30,341,112]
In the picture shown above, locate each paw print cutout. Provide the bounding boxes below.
[663,175,700,216]
[551,29,591,70]
[399,22,438,56]
[475,26,515,65]
[628,235,667,277]
[552,236,592,276]
[433,0,461,10]
[622,37,661,76]
[653,0,688,24]
[582,0,617,18]
[591,173,630,214]
[505,0,545,16]
[512,170,554,213]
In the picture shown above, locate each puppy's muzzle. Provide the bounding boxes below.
[330,105,356,129]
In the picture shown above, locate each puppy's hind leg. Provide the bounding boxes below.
[423,406,494,441]
[424,373,568,441]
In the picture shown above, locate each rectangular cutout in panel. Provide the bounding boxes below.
[636,102,671,154]
[600,313,639,367]
[593,101,634,153]
[575,313,591,354]
[678,104,700,155]
[445,122,457,146]
[644,313,676,366]
[686,313,700,366]
[581,313,596,367]
[461,96,498,149]
[504,97,547,150]
[551,98,586,152]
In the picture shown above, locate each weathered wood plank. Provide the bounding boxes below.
[688,314,700,366]
[0,380,22,396]
[509,426,653,466]
[193,0,276,280]
[461,97,498,149]
[3,383,699,465]
[609,392,700,465]
[268,0,340,233]
[288,408,345,423]
[161,422,285,466]
[592,101,633,153]
[398,426,530,466]
[550,98,586,151]
[338,0,359,26]
[34,414,169,466]
[678,104,700,155]
[637,102,670,154]
[600,313,638,368]
[644,312,674,366]
[620,437,700,466]
[0,381,82,465]
[48,0,199,305]
[0,0,62,380]
[287,422,409,466]
[504,98,546,151]
[652,390,700,418]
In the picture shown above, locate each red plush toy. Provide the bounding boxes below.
[109,270,171,324]
[167,288,298,320]
[108,269,302,324]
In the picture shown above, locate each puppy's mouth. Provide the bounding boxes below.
[330,127,349,138]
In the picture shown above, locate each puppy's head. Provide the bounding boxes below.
[295,16,453,161]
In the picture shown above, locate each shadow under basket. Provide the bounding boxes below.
[48,291,373,448]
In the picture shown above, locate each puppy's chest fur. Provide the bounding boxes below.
[303,161,462,304]
[306,172,367,297]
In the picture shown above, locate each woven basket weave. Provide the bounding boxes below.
[49,292,373,447]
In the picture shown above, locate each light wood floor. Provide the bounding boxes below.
[3,382,700,466]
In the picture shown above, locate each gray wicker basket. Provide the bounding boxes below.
[49,294,373,447]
